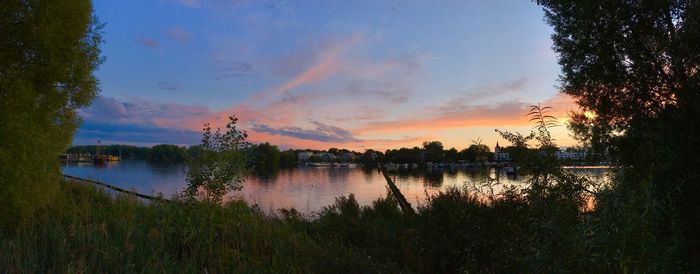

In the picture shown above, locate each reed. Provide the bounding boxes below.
[0,176,691,273]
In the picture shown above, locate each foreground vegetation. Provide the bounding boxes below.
[2,1,698,272]
[0,169,694,273]
[9,109,691,272]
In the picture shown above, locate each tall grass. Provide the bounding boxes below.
[0,183,369,273]
[1,174,693,273]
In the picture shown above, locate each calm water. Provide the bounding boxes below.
[61,161,608,215]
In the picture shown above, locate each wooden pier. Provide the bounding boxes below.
[380,168,415,215]
[62,174,168,202]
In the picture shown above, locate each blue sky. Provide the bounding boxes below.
[77,0,577,150]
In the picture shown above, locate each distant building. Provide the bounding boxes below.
[493,142,587,162]
[59,154,93,162]
[298,151,314,162]
[494,142,511,162]
[367,152,379,160]
[340,152,356,162]
[556,150,587,160]
[316,152,336,162]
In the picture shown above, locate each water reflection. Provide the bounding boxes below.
[254,170,279,183]
[61,161,609,215]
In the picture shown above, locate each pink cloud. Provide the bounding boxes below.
[254,33,363,99]
[83,91,579,150]
[137,37,158,48]
[355,93,579,135]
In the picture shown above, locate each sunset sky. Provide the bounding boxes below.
[77,0,580,151]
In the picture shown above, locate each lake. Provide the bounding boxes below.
[61,161,609,215]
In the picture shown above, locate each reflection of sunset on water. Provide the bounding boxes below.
[61,161,609,216]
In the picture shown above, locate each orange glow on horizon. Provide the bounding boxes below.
[135,93,581,151]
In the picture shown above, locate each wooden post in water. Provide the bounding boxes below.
[62,174,168,202]
[380,168,415,215]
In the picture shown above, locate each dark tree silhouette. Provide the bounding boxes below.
[536,0,700,258]
[250,142,281,174]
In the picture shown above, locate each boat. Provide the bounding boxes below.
[93,155,106,165]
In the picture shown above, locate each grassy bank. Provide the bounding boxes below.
[0,182,367,273]
[0,176,692,273]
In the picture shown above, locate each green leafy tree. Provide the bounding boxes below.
[308,155,323,163]
[250,142,281,174]
[147,144,187,163]
[0,1,102,225]
[183,116,249,204]
[279,149,297,168]
[536,0,700,262]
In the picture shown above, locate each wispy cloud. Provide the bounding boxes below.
[358,101,533,134]
[157,81,181,91]
[326,105,387,122]
[342,79,414,103]
[255,33,363,99]
[75,121,201,146]
[356,92,578,135]
[137,36,158,48]
[249,32,427,108]
[460,78,528,102]
[76,93,578,150]
[428,78,529,114]
[213,60,252,80]
[165,27,192,43]
[79,96,212,128]
[75,96,206,145]
[251,120,359,143]
[165,0,249,9]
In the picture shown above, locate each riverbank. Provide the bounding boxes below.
[1,174,690,273]
[58,160,525,214]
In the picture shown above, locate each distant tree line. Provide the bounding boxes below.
[66,143,300,173]
[67,145,148,159]
[66,141,503,168]
[382,141,493,164]
[247,143,281,174]
[66,144,190,164]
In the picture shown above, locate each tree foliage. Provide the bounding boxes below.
[146,144,187,164]
[422,141,445,163]
[445,147,459,163]
[496,104,561,175]
[249,142,281,175]
[384,147,423,164]
[183,116,250,204]
[0,1,102,225]
[458,144,492,163]
[279,149,298,168]
[536,0,699,262]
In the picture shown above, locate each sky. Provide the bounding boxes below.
[76,0,580,151]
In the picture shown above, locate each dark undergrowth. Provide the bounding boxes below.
[0,174,694,273]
